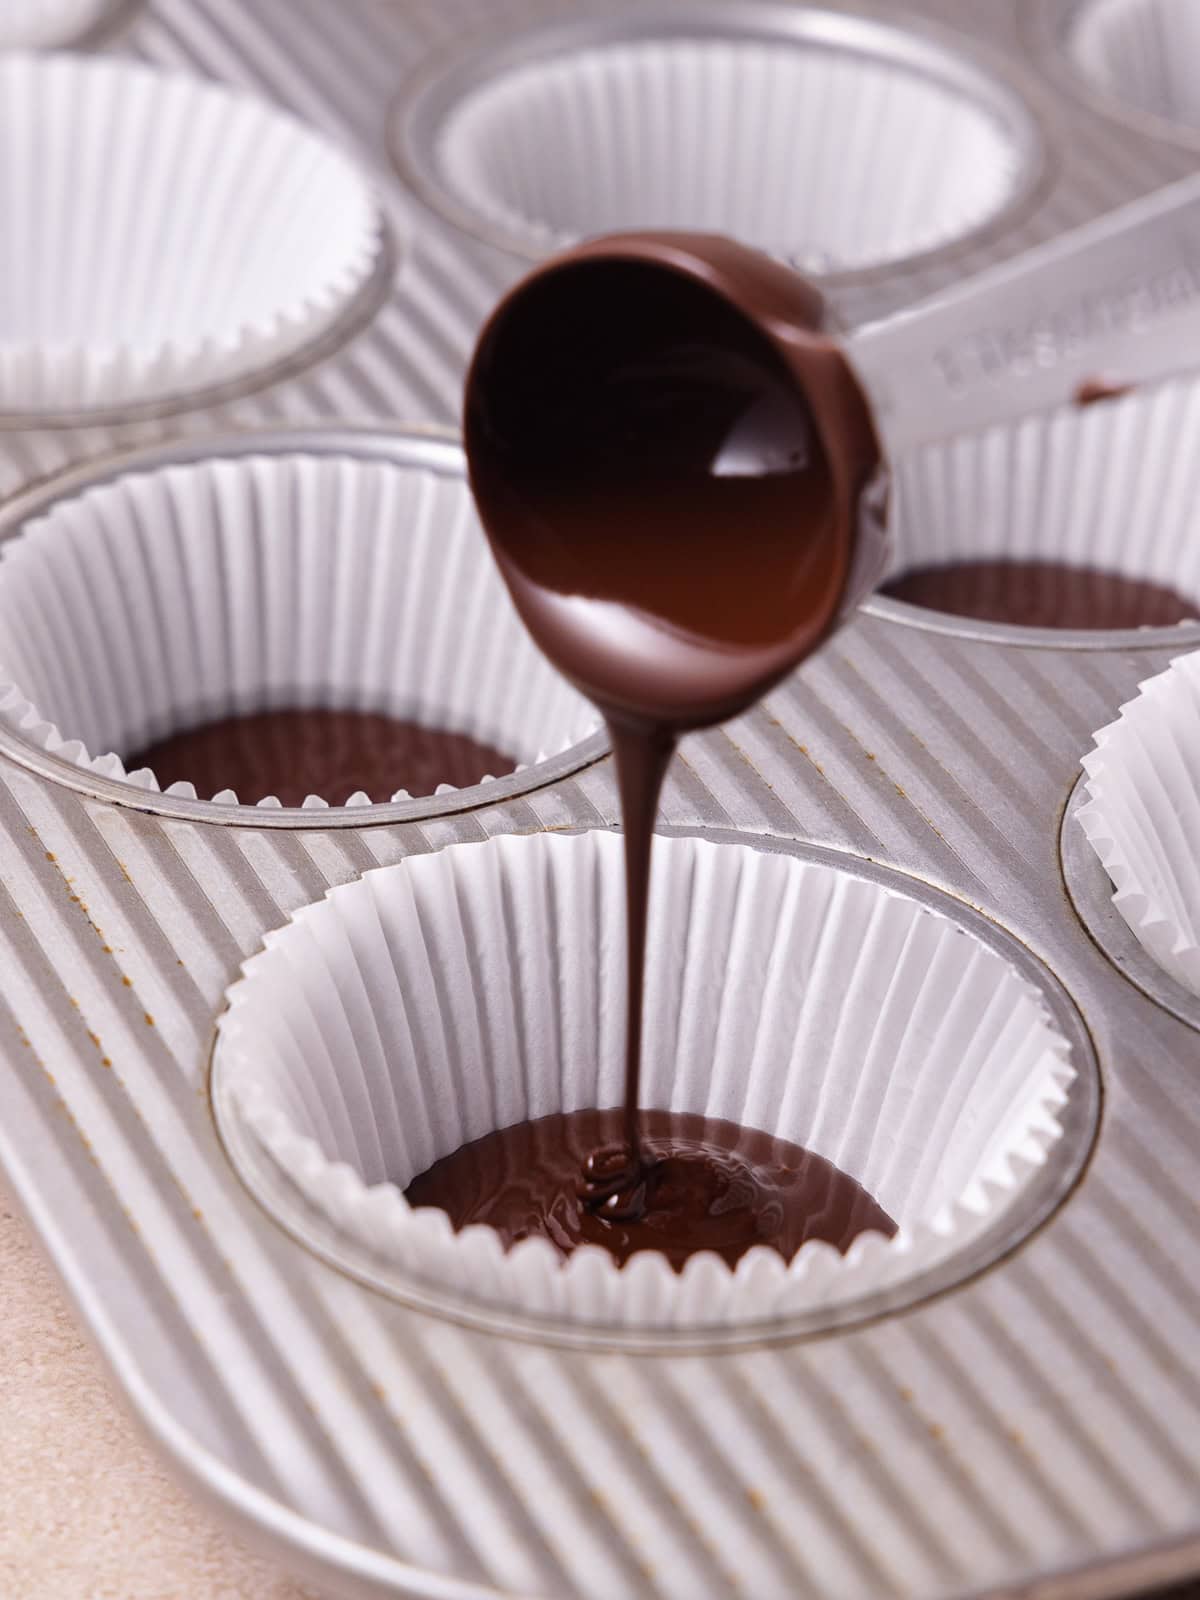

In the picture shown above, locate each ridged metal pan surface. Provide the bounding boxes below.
[2,2,1200,1598]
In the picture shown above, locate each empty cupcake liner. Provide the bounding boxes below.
[214,830,1076,1331]
[0,0,114,47]
[0,53,383,414]
[399,6,1039,274]
[1078,650,1200,998]
[1067,0,1200,139]
[883,369,1200,628]
[0,444,599,809]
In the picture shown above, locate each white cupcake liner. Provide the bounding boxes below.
[1067,0,1200,138]
[1079,650,1200,998]
[405,8,1036,274]
[0,54,383,414]
[214,830,1076,1331]
[0,445,599,809]
[885,370,1200,624]
[0,0,111,46]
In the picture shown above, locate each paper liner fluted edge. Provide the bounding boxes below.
[0,450,600,809]
[230,1084,1068,1328]
[1078,650,1200,998]
[0,675,571,811]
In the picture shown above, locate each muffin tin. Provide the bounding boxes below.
[3,0,1200,1597]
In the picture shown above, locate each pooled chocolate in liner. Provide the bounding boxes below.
[128,709,515,806]
[882,562,1194,630]
[442,233,888,1268]
[406,1110,897,1271]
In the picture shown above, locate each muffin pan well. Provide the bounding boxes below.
[1065,0,1200,143]
[1069,651,1200,1012]
[0,54,386,419]
[0,431,600,818]
[1064,771,1200,1033]
[873,372,1200,643]
[392,2,1045,276]
[3,3,1200,1600]
[214,829,1090,1343]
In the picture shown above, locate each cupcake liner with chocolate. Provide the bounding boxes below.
[881,370,1200,633]
[1078,650,1200,999]
[214,830,1076,1332]
[0,53,383,414]
[399,5,1039,274]
[0,444,599,808]
[1067,0,1200,139]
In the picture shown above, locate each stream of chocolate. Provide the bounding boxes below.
[456,237,886,1265]
[129,709,514,805]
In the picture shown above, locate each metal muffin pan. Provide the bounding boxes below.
[2,1,1200,1597]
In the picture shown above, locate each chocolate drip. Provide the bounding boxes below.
[128,709,515,805]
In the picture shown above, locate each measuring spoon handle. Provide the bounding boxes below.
[847,169,1200,456]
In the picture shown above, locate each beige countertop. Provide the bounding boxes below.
[0,1199,314,1600]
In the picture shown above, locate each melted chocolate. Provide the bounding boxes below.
[466,239,880,730]
[406,1109,896,1270]
[128,709,514,805]
[460,234,883,1260]
[882,560,1194,630]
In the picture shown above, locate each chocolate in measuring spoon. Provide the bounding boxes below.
[454,188,1200,1260]
[464,232,884,1229]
